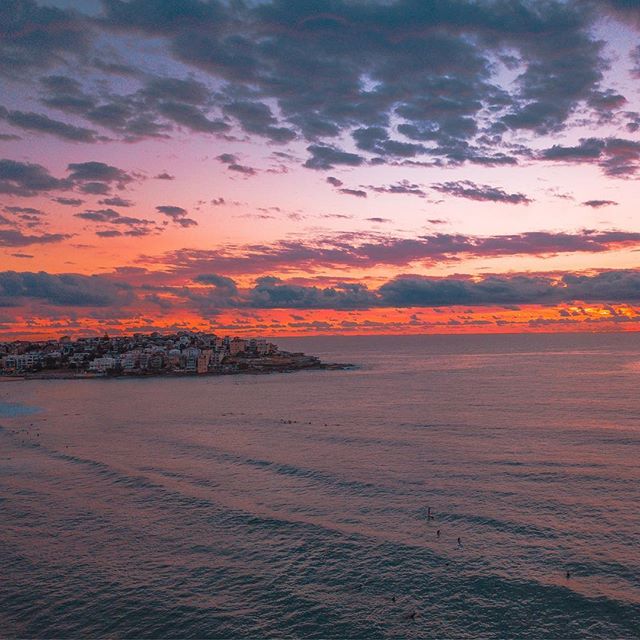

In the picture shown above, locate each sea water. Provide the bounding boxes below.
[1,333,639,638]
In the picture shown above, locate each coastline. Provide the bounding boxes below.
[0,361,355,381]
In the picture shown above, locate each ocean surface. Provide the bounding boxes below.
[1,333,639,639]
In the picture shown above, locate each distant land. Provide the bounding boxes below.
[0,332,351,380]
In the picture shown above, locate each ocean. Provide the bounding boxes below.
[1,333,639,638]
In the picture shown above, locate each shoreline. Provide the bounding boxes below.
[0,362,355,382]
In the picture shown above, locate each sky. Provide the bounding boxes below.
[2,0,640,339]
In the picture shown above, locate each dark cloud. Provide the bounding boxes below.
[378,274,557,307]
[223,101,296,143]
[304,145,364,170]
[79,182,111,195]
[326,177,343,187]
[0,0,89,76]
[246,277,376,310]
[4,265,640,314]
[0,108,97,142]
[596,0,640,27]
[99,196,134,207]
[156,205,187,219]
[4,206,44,216]
[154,172,174,180]
[366,217,391,223]
[582,199,618,208]
[339,188,367,198]
[216,153,257,176]
[432,180,532,204]
[67,161,134,186]
[217,153,236,164]
[100,0,225,35]
[215,269,640,310]
[142,76,211,105]
[134,268,640,311]
[96,229,123,238]
[194,273,238,295]
[92,58,139,76]
[156,205,198,227]
[53,197,84,206]
[0,158,69,196]
[0,230,71,247]
[2,0,625,170]
[97,0,618,167]
[157,101,229,133]
[144,229,640,277]
[541,137,640,176]
[74,208,155,236]
[0,271,133,307]
[368,180,427,197]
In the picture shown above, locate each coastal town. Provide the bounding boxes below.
[0,332,343,379]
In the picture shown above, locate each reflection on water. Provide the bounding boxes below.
[1,333,639,638]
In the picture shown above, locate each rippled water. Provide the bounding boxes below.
[1,333,639,638]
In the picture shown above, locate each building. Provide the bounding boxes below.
[89,356,117,373]
[230,338,247,356]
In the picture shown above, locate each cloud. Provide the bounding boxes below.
[367,180,427,197]
[0,271,133,307]
[0,108,97,142]
[339,188,367,198]
[541,137,640,176]
[216,153,257,176]
[94,0,615,168]
[208,269,640,310]
[432,180,532,204]
[142,229,640,278]
[156,205,198,227]
[378,274,556,307]
[4,265,640,318]
[246,277,376,309]
[99,196,134,207]
[0,158,69,196]
[100,0,225,35]
[4,206,44,216]
[154,172,174,180]
[0,230,71,247]
[193,273,238,295]
[0,0,623,171]
[53,197,84,206]
[304,145,364,170]
[74,208,155,236]
[582,199,618,208]
[67,161,134,186]
[157,101,229,133]
[223,101,296,143]
[142,76,211,105]
[366,217,391,223]
[0,0,89,76]
[78,182,111,195]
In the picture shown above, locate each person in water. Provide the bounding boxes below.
[457,537,462,546]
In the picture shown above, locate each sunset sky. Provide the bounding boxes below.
[2,0,640,338]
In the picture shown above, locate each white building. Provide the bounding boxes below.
[89,357,117,373]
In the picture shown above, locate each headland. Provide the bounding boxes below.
[0,331,352,380]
